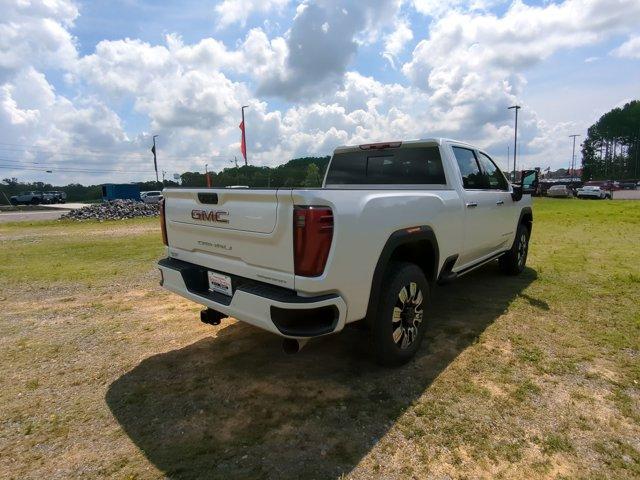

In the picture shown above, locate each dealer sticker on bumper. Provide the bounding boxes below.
[207,271,233,296]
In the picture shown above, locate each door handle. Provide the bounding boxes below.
[466,202,478,208]
[496,200,504,205]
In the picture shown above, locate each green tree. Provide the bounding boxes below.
[582,100,640,180]
[303,163,321,187]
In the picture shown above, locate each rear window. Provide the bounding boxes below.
[325,146,446,185]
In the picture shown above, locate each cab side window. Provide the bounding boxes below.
[452,146,483,189]
[477,152,509,190]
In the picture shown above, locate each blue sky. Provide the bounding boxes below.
[1,0,639,184]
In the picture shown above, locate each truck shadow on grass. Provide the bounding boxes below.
[107,264,537,479]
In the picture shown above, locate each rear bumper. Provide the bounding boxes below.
[158,258,347,339]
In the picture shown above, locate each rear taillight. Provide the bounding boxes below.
[159,198,168,246]
[293,206,333,277]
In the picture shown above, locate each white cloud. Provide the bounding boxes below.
[257,0,404,100]
[2,0,640,185]
[401,0,640,168]
[215,0,290,28]
[382,18,413,68]
[611,35,640,59]
[410,0,503,18]
[0,0,78,82]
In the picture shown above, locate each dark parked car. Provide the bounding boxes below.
[43,190,67,203]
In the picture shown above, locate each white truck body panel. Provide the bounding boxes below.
[159,138,533,338]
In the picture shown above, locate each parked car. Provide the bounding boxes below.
[584,180,620,191]
[142,191,163,204]
[9,191,44,205]
[546,185,573,198]
[577,186,610,199]
[619,181,637,190]
[158,138,538,365]
[43,191,67,204]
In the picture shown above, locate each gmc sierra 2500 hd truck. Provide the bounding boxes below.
[158,139,538,366]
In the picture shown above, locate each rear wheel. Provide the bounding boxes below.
[371,262,429,367]
[499,223,530,275]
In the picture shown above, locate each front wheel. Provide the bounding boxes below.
[499,223,530,275]
[371,262,430,367]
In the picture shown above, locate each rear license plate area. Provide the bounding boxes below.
[207,271,233,296]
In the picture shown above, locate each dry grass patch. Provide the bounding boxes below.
[0,199,638,479]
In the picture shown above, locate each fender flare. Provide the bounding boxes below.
[518,206,533,233]
[364,226,439,322]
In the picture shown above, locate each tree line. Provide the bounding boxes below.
[581,100,640,180]
[0,156,329,203]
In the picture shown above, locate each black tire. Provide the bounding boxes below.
[499,223,530,275]
[371,262,429,367]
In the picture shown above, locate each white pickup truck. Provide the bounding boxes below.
[158,139,538,365]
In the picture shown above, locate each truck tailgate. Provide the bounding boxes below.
[163,188,295,288]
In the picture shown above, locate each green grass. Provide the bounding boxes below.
[0,198,638,479]
[0,217,163,284]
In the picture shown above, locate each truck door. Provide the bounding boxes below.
[451,146,507,266]
[475,151,514,251]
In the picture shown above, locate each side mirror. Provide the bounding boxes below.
[511,185,523,202]
[511,170,538,201]
[521,169,539,194]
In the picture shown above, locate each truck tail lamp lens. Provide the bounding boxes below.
[159,198,168,246]
[293,206,333,277]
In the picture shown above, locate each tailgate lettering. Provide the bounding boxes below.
[191,209,229,223]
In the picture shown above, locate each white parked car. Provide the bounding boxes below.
[577,186,610,199]
[546,185,572,198]
[157,138,538,365]
[142,191,163,204]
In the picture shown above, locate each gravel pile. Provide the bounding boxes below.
[61,200,159,221]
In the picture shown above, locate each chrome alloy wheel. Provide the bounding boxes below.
[392,282,424,350]
[517,231,528,268]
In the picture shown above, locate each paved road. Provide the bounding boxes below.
[0,210,67,223]
[613,190,640,200]
[0,202,89,223]
[46,202,90,209]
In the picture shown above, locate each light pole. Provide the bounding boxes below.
[569,134,580,181]
[205,163,211,188]
[508,105,521,182]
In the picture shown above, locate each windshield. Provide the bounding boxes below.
[325,146,446,185]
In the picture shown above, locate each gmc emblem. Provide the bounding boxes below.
[191,209,229,223]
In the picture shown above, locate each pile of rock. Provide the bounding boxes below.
[61,200,159,221]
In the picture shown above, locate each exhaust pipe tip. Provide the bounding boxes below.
[282,338,309,354]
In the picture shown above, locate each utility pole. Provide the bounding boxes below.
[205,163,211,188]
[151,135,159,183]
[507,145,510,173]
[508,105,521,182]
[569,134,580,181]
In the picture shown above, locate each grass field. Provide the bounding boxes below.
[0,199,638,479]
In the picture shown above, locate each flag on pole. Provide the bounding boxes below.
[239,120,247,162]
[151,144,157,171]
[151,141,158,182]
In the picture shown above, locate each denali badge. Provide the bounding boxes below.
[191,209,229,223]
